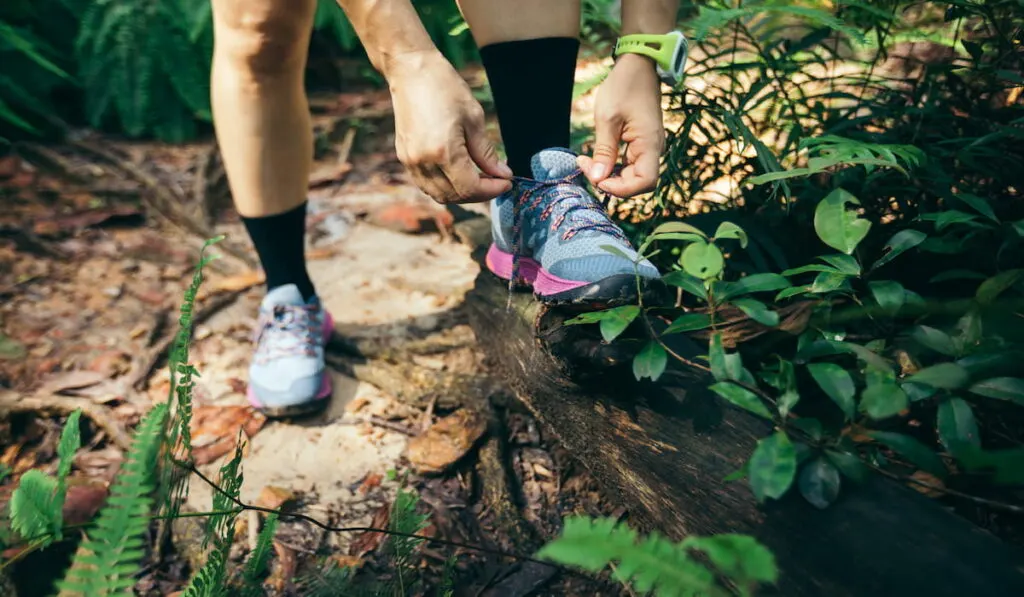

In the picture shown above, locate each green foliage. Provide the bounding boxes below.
[538,516,777,597]
[570,0,1024,516]
[57,403,169,596]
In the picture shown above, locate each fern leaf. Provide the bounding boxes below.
[180,547,227,597]
[681,534,778,590]
[240,513,279,597]
[301,560,356,597]
[537,516,729,597]
[57,403,168,597]
[9,470,61,545]
[57,410,82,480]
[387,487,429,566]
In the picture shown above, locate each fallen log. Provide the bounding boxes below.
[454,214,1024,597]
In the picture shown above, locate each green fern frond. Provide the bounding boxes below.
[239,513,279,597]
[538,516,777,597]
[8,471,61,547]
[387,487,429,566]
[302,560,356,597]
[180,547,227,597]
[161,237,222,521]
[57,402,169,597]
[57,410,82,480]
[8,410,82,548]
[204,437,244,551]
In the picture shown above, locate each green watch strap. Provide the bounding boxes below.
[614,33,676,71]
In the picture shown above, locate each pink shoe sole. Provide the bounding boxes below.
[485,243,589,296]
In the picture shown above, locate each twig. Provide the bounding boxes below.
[339,415,417,436]
[126,290,245,391]
[0,390,133,451]
[67,138,258,270]
[868,461,1024,515]
[174,459,573,572]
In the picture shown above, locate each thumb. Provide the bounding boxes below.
[586,114,622,184]
[465,114,513,179]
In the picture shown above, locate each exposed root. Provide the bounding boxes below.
[0,390,133,451]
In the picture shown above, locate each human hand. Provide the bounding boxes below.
[386,50,512,204]
[577,53,665,197]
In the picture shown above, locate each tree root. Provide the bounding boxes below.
[0,390,133,452]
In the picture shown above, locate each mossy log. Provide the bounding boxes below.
[454,214,1024,597]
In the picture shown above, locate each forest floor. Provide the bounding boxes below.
[0,63,631,596]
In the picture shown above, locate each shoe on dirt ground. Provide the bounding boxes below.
[485,148,663,306]
[246,284,333,418]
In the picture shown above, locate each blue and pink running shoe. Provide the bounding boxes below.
[486,148,662,305]
[246,284,333,418]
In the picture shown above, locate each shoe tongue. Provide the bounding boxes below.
[529,148,579,181]
[261,284,305,310]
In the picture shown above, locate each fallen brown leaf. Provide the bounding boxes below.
[908,470,945,498]
[206,269,265,295]
[256,485,296,511]
[62,478,109,526]
[357,472,382,495]
[306,246,338,261]
[349,503,390,557]
[406,409,488,474]
[190,405,267,466]
[331,554,364,571]
[365,202,454,235]
[37,370,107,395]
[268,541,298,594]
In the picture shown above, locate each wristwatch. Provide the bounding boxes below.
[613,30,689,86]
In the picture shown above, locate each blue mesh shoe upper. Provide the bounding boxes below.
[490,148,660,284]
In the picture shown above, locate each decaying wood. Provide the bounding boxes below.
[323,351,496,411]
[455,214,1024,597]
[0,390,133,452]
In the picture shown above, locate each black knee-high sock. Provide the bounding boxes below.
[479,37,580,178]
[241,202,316,301]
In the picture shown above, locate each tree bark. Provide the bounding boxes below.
[454,215,1024,597]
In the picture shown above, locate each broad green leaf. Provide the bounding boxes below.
[859,381,908,420]
[775,285,811,301]
[806,362,856,417]
[650,220,708,238]
[639,231,704,254]
[782,264,844,277]
[794,339,890,372]
[681,241,724,280]
[937,398,980,452]
[868,280,905,314]
[813,188,871,255]
[807,363,856,419]
[791,417,823,441]
[870,229,927,271]
[868,431,947,477]
[713,221,748,248]
[911,326,958,356]
[956,310,983,350]
[662,313,713,335]
[954,193,999,223]
[662,271,707,299]
[798,458,841,509]
[720,273,791,300]
[932,210,980,231]
[826,450,870,483]
[0,333,26,360]
[819,254,861,276]
[724,353,757,387]
[632,342,667,382]
[976,269,1024,304]
[709,333,727,382]
[598,305,641,343]
[968,377,1024,406]
[731,297,779,327]
[809,272,848,294]
[955,445,1024,485]
[905,363,970,389]
[709,382,773,420]
[599,244,634,261]
[564,310,615,325]
[762,357,799,417]
[748,432,797,502]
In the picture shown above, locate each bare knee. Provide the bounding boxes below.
[212,0,316,79]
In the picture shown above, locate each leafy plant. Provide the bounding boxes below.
[539,516,777,597]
